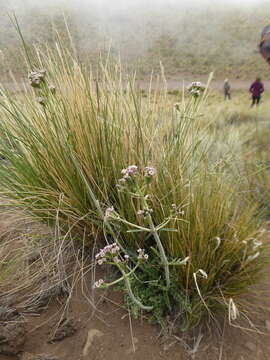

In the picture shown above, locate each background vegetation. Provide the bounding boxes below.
[1,0,270,79]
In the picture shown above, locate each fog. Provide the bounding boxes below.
[0,0,269,78]
[2,0,268,15]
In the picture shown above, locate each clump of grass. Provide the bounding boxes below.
[0,37,268,332]
[0,204,77,311]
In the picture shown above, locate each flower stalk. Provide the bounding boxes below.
[145,208,171,289]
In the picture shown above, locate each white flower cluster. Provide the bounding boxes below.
[95,243,120,265]
[187,81,205,90]
[93,279,104,288]
[171,204,185,215]
[144,166,157,177]
[28,70,46,88]
[137,208,153,217]
[137,248,149,261]
[105,206,115,219]
[187,81,206,98]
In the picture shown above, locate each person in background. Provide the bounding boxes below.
[223,79,231,100]
[249,77,264,107]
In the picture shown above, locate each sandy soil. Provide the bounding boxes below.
[1,276,270,360]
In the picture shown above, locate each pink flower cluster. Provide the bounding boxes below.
[95,243,120,265]
[137,248,149,261]
[121,165,138,180]
[144,166,156,178]
[118,165,157,183]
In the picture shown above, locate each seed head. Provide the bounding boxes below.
[137,248,149,261]
[28,70,46,88]
[48,85,56,94]
[187,81,205,97]
[105,207,114,219]
[36,96,45,106]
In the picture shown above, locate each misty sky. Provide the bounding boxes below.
[1,0,269,79]
[2,0,266,9]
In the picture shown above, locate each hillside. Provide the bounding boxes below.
[0,0,270,79]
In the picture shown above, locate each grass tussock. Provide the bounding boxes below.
[0,206,75,310]
[0,40,269,331]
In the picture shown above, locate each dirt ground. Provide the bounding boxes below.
[1,279,270,360]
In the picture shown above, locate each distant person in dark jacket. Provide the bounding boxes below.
[224,79,231,100]
[249,77,264,106]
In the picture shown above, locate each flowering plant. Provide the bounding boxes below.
[93,165,189,313]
